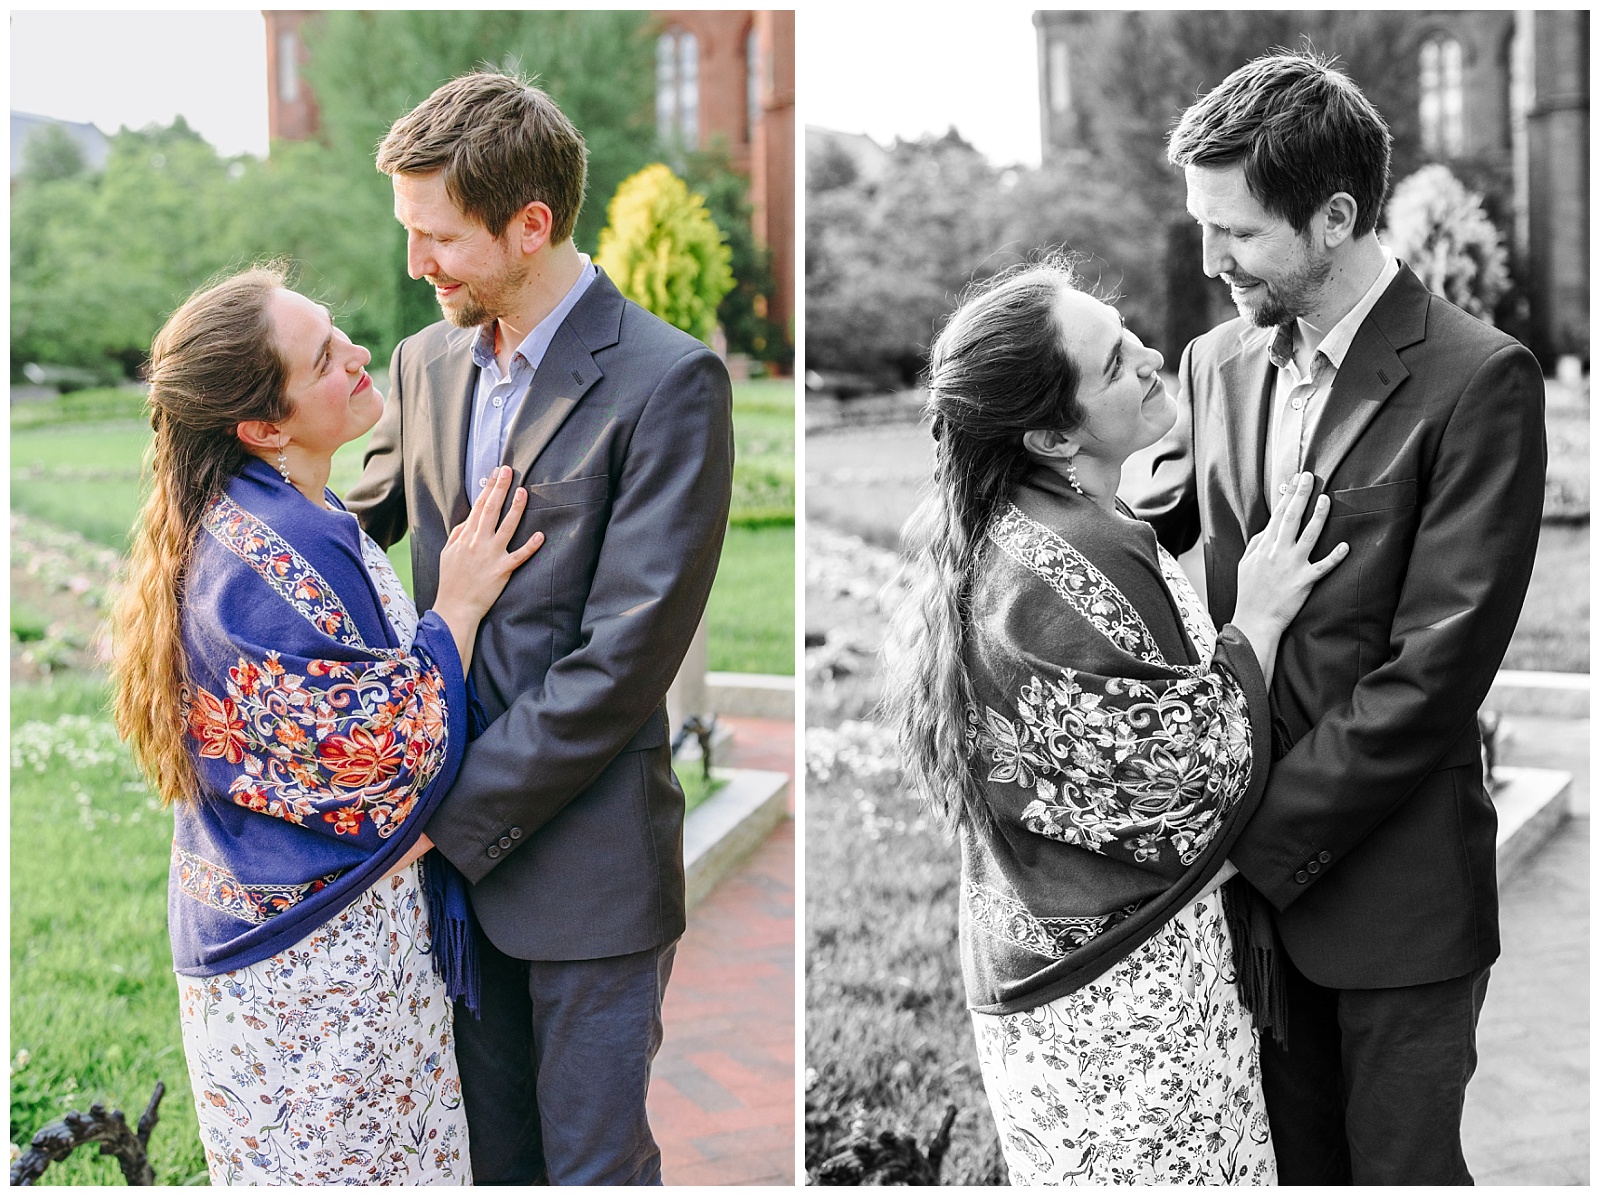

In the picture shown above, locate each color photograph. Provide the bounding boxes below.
[805,9,1588,1185]
[11,10,796,1185]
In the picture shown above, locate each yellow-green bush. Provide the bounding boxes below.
[595,163,734,345]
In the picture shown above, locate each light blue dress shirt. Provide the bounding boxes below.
[464,256,598,497]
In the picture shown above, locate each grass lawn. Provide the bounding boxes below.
[803,526,1005,1183]
[9,675,209,1185]
[707,525,795,674]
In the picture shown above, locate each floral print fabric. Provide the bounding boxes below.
[178,863,471,1185]
[177,522,469,1185]
[972,893,1275,1186]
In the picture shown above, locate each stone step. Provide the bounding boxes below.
[1485,670,1590,718]
[707,671,795,720]
[683,766,790,909]
[1492,765,1572,885]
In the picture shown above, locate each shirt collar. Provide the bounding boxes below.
[1241,248,1401,371]
[469,254,597,372]
[1301,249,1400,370]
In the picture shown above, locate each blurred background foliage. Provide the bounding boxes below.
[11,10,787,383]
[806,11,1532,391]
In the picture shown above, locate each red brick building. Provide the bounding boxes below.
[262,10,794,350]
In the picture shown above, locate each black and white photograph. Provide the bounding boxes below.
[805,10,1588,1185]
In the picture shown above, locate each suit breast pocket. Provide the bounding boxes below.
[1327,478,1417,519]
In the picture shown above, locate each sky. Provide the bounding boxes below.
[10,10,270,158]
[801,7,1042,168]
[13,7,1045,168]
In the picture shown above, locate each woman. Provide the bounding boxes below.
[112,264,543,1185]
[883,259,1346,1184]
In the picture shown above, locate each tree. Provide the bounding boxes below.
[19,124,87,185]
[1384,164,1511,322]
[594,164,734,346]
[684,146,789,369]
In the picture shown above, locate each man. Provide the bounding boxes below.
[1132,52,1546,1184]
[345,72,733,1184]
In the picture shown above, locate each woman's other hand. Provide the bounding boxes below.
[433,465,545,669]
[382,832,434,881]
[1232,472,1348,686]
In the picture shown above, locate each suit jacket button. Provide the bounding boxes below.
[1318,851,1332,863]
[1294,870,1309,884]
[1307,860,1321,874]
[509,826,523,840]
[487,845,501,860]
[498,835,512,850]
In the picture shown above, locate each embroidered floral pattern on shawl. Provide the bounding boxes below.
[966,880,1137,960]
[989,504,1166,661]
[182,647,449,842]
[970,504,1253,872]
[203,495,377,650]
[173,845,340,926]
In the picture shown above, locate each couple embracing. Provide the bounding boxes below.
[885,52,1545,1184]
[113,72,733,1185]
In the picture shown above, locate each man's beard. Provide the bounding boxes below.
[1232,247,1332,328]
[432,256,527,328]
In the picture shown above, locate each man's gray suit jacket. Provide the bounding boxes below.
[345,269,734,961]
[1131,264,1545,990]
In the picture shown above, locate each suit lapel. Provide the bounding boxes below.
[1215,331,1274,534]
[1303,264,1429,487]
[500,270,626,479]
[422,327,479,527]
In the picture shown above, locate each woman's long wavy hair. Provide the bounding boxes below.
[883,257,1088,832]
[112,263,292,804]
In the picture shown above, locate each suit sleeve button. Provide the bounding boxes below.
[1318,851,1331,863]
[509,826,523,840]
[1307,860,1321,874]
[487,845,501,859]
[1294,870,1309,884]
[498,836,512,850]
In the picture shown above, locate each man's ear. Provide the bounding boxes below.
[506,200,556,256]
[1321,192,1359,249]
[1022,428,1079,461]
[235,419,285,452]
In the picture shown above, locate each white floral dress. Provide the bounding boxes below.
[177,523,472,1185]
[970,539,1275,1186]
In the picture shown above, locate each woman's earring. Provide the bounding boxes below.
[1065,455,1085,497]
[276,446,292,484]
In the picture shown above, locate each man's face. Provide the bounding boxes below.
[1184,163,1330,328]
[391,172,527,328]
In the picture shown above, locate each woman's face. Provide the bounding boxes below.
[268,288,381,461]
[1053,288,1175,465]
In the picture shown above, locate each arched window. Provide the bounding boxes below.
[1420,36,1465,158]
[1048,37,1072,115]
[656,28,699,146]
[277,29,300,104]
[746,26,761,145]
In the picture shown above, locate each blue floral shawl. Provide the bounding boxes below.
[169,458,471,989]
[959,468,1273,1014]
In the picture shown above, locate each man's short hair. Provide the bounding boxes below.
[377,71,588,243]
[1168,51,1392,238]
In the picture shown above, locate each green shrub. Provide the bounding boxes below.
[595,164,735,345]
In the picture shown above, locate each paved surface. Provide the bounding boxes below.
[1462,716,1589,1184]
[650,716,796,1186]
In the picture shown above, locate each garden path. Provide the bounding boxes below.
[649,715,796,1185]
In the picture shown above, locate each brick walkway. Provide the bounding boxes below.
[650,716,796,1185]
